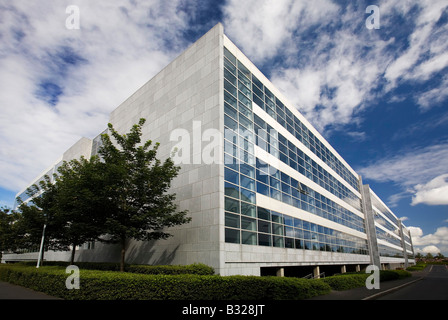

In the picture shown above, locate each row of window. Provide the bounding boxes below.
[374,210,400,235]
[223,55,361,212]
[224,160,366,233]
[225,204,369,254]
[252,112,362,211]
[223,75,365,233]
[224,47,359,191]
[16,130,107,207]
[371,194,399,228]
[378,244,406,259]
[376,226,403,248]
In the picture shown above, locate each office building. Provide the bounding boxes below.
[5,24,414,276]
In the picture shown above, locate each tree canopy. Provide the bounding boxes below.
[8,118,189,270]
[99,118,190,271]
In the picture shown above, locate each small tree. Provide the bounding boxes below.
[16,157,110,264]
[16,176,67,263]
[52,156,111,264]
[99,118,190,271]
[0,207,21,255]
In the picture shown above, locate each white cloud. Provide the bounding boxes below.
[358,142,448,186]
[416,75,448,111]
[0,1,192,192]
[223,0,448,132]
[409,226,448,255]
[222,0,339,64]
[358,142,448,207]
[384,0,448,84]
[412,174,448,206]
[421,245,442,255]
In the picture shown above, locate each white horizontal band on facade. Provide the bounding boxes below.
[254,144,365,220]
[252,101,361,199]
[255,193,367,241]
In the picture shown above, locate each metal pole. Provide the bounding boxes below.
[36,224,46,268]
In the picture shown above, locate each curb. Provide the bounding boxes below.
[362,277,424,300]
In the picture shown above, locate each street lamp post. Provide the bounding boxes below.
[36,224,46,268]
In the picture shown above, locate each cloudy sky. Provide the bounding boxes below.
[1,0,447,255]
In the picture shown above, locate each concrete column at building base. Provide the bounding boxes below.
[276,267,284,277]
[313,266,320,279]
[341,265,346,274]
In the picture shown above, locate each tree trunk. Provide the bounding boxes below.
[120,238,126,272]
[71,244,76,265]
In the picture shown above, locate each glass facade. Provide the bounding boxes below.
[224,47,359,192]
[223,46,368,255]
[225,205,368,254]
[371,193,413,259]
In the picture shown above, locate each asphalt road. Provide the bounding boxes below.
[378,264,448,300]
[0,281,60,300]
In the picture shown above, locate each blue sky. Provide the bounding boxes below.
[0,0,447,255]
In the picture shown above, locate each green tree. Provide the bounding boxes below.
[16,157,113,265]
[51,156,111,264]
[0,207,21,255]
[99,118,190,271]
[435,252,445,260]
[17,176,67,263]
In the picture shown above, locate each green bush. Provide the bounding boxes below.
[322,274,368,291]
[0,265,330,300]
[321,269,412,291]
[15,261,214,275]
[406,263,426,271]
[388,269,411,279]
[127,263,215,275]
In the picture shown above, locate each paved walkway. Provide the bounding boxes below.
[0,281,61,300]
[308,270,428,300]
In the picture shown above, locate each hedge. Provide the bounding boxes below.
[0,265,331,300]
[406,263,426,271]
[126,263,214,275]
[322,270,412,291]
[322,274,369,291]
[15,261,215,275]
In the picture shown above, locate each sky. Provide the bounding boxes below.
[0,0,447,256]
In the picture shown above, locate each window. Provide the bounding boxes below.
[225,228,240,244]
[225,181,240,199]
[225,212,240,228]
[241,202,256,217]
[242,231,257,245]
[225,197,239,213]
[241,216,256,231]
[258,233,271,246]
[258,220,271,233]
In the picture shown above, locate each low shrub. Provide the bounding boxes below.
[16,261,214,275]
[406,263,426,271]
[322,274,368,291]
[321,269,412,291]
[127,263,214,275]
[388,269,412,279]
[0,265,331,300]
